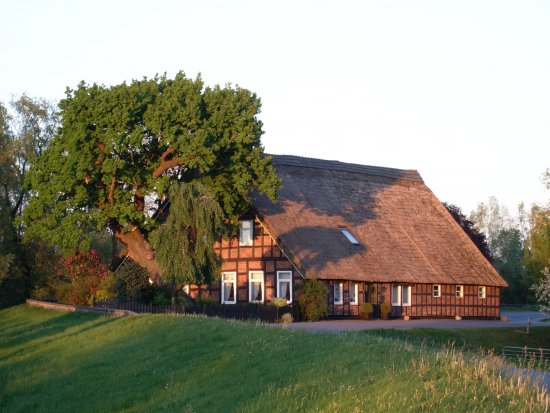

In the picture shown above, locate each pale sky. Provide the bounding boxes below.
[1,0,549,215]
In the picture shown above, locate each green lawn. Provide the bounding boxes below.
[0,305,548,413]
[501,305,541,312]
[361,326,550,355]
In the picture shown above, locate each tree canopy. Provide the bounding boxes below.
[443,202,492,261]
[150,182,224,288]
[23,72,281,279]
[0,95,59,307]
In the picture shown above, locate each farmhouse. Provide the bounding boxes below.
[188,155,507,319]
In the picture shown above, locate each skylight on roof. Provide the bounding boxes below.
[340,229,360,245]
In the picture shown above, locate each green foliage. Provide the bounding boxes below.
[0,254,24,308]
[22,72,281,260]
[196,295,215,307]
[95,273,117,302]
[1,305,549,412]
[358,303,373,314]
[0,254,15,281]
[152,290,171,306]
[444,202,492,261]
[115,260,152,302]
[297,279,328,321]
[524,204,550,288]
[469,197,537,303]
[380,302,392,314]
[0,96,58,307]
[25,239,62,301]
[469,197,515,252]
[492,228,528,303]
[150,182,224,287]
[90,229,124,266]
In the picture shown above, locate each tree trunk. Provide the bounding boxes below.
[115,227,161,281]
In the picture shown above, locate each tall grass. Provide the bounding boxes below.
[0,305,548,412]
[362,327,550,371]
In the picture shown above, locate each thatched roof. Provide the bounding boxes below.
[254,155,507,287]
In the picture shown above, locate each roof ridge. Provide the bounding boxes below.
[267,154,423,182]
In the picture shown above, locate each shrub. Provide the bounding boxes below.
[115,260,152,302]
[30,285,55,301]
[197,295,215,307]
[297,279,328,321]
[95,273,117,302]
[359,303,373,315]
[280,313,293,323]
[50,250,111,305]
[380,302,392,314]
[271,297,288,308]
[152,290,171,306]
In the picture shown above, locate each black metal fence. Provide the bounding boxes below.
[94,300,299,323]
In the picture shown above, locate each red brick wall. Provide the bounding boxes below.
[324,281,500,319]
[187,217,301,304]
[402,284,500,319]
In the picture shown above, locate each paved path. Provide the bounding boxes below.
[505,366,550,394]
[277,311,548,333]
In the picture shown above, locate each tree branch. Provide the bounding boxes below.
[108,178,116,205]
[10,190,25,219]
[161,147,175,160]
[153,158,184,177]
[153,146,184,177]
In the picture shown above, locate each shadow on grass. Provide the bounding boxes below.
[1,307,548,413]
[0,310,102,349]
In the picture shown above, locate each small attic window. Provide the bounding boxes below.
[340,228,360,245]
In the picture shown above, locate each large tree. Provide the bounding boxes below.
[0,95,59,306]
[150,182,224,290]
[23,73,280,280]
[468,196,515,253]
[443,202,492,261]
[524,204,550,288]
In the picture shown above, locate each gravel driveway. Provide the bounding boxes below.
[278,311,548,333]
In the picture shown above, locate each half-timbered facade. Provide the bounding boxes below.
[185,215,304,306]
[189,155,507,319]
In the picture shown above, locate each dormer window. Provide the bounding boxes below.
[239,220,253,246]
[340,228,360,245]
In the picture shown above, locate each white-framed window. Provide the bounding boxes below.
[391,285,400,305]
[249,271,264,303]
[239,220,253,246]
[433,284,441,298]
[478,286,486,299]
[456,285,464,298]
[276,271,293,304]
[221,272,237,304]
[349,283,359,305]
[334,282,343,305]
[402,286,411,306]
[340,228,360,245]
[391,285,411,307]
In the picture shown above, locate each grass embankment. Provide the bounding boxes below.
[362,327,550,354]
[1,306,549,413]
[501,305,540,312]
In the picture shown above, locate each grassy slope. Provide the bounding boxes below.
[0,306,548,413]
[362,327,550,354]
